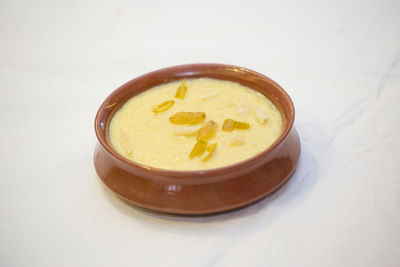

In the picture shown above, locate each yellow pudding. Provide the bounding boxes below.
[109,78,282,170]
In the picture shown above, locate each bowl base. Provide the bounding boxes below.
[94,128,300,215]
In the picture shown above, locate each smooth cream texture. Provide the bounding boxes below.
[109,78,282,170]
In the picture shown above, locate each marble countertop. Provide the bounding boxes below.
[1,0,399,266]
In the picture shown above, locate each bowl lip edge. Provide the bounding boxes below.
[94,63,295,178]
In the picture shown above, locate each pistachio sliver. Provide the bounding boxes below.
[175,81,187,99]
[197,120,218,141]
[152,100,175,113]
[234,121,250,129]
[222,119,235,131]
[202,142,218,162]
[169,112,206,125]
[189,139,208,158]
[222,119,250,131]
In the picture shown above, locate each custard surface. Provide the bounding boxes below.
[109,78,282,170]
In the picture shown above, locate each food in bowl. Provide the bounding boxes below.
[94,63,300,214]
[109,78,282,170]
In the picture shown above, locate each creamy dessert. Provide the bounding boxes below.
[109,78,282,170]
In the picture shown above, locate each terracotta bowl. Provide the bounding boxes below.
[94,64,300,215]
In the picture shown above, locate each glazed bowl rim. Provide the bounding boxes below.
[95,63,295,181]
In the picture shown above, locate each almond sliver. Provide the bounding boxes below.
[200,92,219,100]
[230,135,245,146]
[174,125,202,136]
[254,108,268,124]
[238,103,251,117]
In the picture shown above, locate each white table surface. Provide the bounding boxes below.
[1,0,399,266]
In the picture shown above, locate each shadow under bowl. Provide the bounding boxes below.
[94,63,301,215]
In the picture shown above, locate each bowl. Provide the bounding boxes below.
[94,63,300,215]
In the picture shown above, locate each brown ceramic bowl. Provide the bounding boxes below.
[94,64,300,215]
